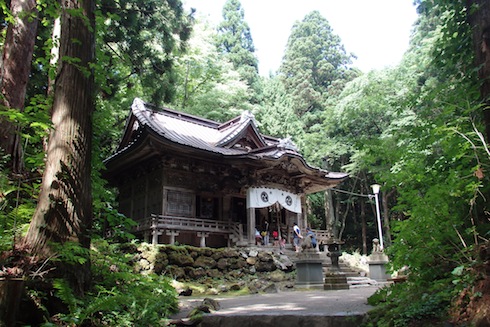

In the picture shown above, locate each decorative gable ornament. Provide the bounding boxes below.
[239,110,257,124]
[277,136,298,152]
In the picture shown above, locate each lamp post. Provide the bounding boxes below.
[371,184,384,250]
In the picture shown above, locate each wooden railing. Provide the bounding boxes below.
[136,214,244,241]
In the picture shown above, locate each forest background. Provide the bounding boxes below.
[1,0,490,326]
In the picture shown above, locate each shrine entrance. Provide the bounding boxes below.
[245,187,305,245]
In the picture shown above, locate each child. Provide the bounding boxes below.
[279,237,286,254]
[255,228,262,246]
[272,230,279,246]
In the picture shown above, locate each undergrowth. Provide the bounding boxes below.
[363,268,475,327]
[29,239,178,327]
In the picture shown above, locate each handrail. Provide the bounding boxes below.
[137,214,241,234]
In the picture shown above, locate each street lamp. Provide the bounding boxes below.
[371,184,384,250]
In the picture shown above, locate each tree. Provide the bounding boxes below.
[24,0,95,294]
[170,19,253,122]
[278,10,357,120]
[361,2,490,324]
[254,76,305,141]
[468,0,490,141]
[216,0,260,97]
[98,0,192,106]
[0,0,38,174]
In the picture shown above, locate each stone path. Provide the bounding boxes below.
[172,285,381,327]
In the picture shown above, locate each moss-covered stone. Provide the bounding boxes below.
[258,251,273,262]
[268,270,288,282]
[256,260,276,272]
[186,267,207,279]
[168,251,194,266]
[194,256,217,269]
[125,243,297,294]
[221,248,240,258]
[229,270,245,279]
[167,266,186,280]
[153,252,169,274]
[246,257,257,265]
[227,257,240,269]
[206,269,223,278]
[216,257,230,270]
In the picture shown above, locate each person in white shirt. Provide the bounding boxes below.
[292,222,303,252]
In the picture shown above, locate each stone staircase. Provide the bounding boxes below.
[284,249,378,288]
[247,244,380,288]
[322,253,379,288]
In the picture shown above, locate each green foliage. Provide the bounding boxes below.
[50,242,90,266]
[97,0,193,105]
[91,97,137,241]
[365,281,453,327]
[0,152,38,252]
[254,76,305,140]
[216,0,259,92]
[306,192,325,229]
[40,240,178,326]
[278,10,357,120]
[355,2,490,325]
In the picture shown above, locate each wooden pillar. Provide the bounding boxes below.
[152,229,160,245]
[296,212,303,230]
[197,232,209,247]
[247,207,256,245]
[151,215,159,245]
[223,195,231,221]
[302,195,308,228]
[166,230,180,245]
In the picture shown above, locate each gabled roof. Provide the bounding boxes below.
[104,98,348,193]
[110,98,297,160]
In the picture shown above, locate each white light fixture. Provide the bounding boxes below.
[371,184,384,250]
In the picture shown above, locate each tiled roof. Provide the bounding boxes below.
[133,99,240,155]
[104,98,349,187]
[110,98,290,159]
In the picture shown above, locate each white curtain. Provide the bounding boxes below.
[246,187,302,214]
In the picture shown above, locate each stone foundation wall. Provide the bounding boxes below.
[120,243,296,292]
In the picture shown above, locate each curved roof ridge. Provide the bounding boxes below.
[215,111,267,149]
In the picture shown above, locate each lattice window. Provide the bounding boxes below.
[166,190,194,217]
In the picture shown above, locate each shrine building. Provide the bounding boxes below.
[103,98,348,247]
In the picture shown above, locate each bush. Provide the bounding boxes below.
[39,239,178,327]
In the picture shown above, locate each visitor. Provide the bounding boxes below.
[279,237,286,254]
[306,227,318,249]
[272,230,279,246]
[263,220,270,245]
[293,222,303,252]
[255,228,262,246]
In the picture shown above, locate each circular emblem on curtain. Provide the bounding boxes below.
[285,195,292,206]
[261,191,269,202]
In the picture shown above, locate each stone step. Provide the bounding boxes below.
[325,271,361,278]
[346,276,379,288]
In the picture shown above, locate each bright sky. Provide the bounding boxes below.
[184,0,418,76]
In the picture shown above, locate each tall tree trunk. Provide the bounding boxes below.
[24,0,95,294]
[324,189,336,237]
[382,191,392,247]
[0,0,38,174]
[360,198,367,255]
[467,0,490,141]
